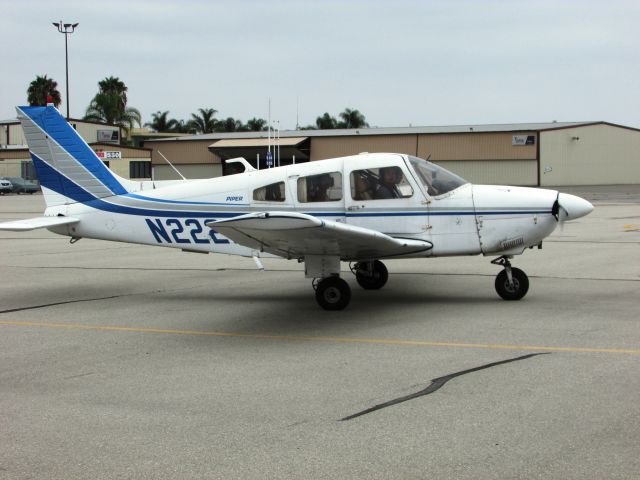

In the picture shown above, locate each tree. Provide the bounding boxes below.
[315,112,338,129]
[83,77,141,133]
[173,119,197,134]
[27,75,61,107]
[145,111,180,132]
[190,108,218,134]
[216,117,245,133]
[245,117,267,132]
[97,76,128,111]
[337,108,369,129]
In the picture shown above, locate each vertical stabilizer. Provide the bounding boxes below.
[16,105,132,207]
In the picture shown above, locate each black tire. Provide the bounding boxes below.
[315,277,351,310]
[495,268,529,300]
[355,260,389,290]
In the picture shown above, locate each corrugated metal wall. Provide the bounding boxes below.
[417,132,537,160]
[152,164,221,181]
[145,140,221,165]
[437,160,538,186]
[0,159,25,177]
[310,135,418,160]
[8,124,26,145]
[310,131,538,185]
[540,125,640,186]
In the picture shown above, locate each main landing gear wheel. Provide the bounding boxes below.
[354,260,389,290]
[315,277,351,310]
[491,255,530,301]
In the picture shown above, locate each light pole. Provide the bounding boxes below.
[52,21,78,119]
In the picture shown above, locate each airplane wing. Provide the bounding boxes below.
[207,212,432,260]
[0,216,79,232]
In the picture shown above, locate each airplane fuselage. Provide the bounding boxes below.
[45,153,564,260]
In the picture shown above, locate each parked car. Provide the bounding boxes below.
[0,178,13,195]
[6,177,40,194]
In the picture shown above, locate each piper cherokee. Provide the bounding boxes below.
[0,105,594,310]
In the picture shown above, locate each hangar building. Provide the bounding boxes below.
[145,121,640,186]
[2,116,638,186]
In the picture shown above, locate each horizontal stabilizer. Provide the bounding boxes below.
[0,216,79,232]
[207,212,432,260]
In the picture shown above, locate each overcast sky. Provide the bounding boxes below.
[1,0,638,129]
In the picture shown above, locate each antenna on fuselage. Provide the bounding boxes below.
[157,150,187,180]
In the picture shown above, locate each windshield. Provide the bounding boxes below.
[408,156,468,196]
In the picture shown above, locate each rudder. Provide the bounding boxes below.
[16,105,131,207]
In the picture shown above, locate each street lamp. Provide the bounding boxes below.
[52,21,79,119]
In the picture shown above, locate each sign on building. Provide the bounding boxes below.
[96,150,122,159]
[512,135,536,146]
[97,130,120,143]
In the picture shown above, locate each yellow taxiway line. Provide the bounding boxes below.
[0,320,638,355]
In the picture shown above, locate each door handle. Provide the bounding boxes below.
[347,205,364,211]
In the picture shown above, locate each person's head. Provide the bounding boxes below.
[380,167,403,186]
[317,174,333,190]
[355,173,370,193]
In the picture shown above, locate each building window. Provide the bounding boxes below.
[130,161,151,178]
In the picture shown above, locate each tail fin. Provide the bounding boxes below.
[16,105,132,207]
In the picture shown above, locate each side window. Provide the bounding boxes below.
[253,181,285,202]
[297,172,342,203]
[351,167,413,200]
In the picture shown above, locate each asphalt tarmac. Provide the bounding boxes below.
[0,188,638,479]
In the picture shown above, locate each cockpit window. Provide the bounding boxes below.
[297,172,342,202]
[253,181,285,202]
[351,167,413,200]
[408,156,468,196]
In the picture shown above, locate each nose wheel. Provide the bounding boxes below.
[313,276,351,310]
[492,256,529,300]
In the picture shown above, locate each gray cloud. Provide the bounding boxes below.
[1,0,638,128]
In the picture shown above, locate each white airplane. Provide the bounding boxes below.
[0,105,594,310]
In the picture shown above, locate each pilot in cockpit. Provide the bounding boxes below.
[374,166,403,199]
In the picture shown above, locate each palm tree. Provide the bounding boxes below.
[98,76,128,111]
[27,75,62,107]
[84,77,141,133]
[174,119,197,134]
[190,108,218,134]
[145,111,180,132]
[216,117,245,132]
[245,118,267,131]
[337,108,369,129]
[316,112,338,129]
[84,94,141,130]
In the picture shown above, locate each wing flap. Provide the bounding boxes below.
[207,212,432,260]
[0,216,79,232]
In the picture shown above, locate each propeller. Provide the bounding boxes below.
[552,192,594,230]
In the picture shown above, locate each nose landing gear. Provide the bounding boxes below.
[491,256,529,300]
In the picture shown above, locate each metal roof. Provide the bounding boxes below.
[210,137,308,148]
[149,121,603,142]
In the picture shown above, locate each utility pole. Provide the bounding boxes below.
[52,21,79,119]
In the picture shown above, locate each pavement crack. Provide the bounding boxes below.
[0,294,133,314]
[340,352,549,421]
[0,287,190,314]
